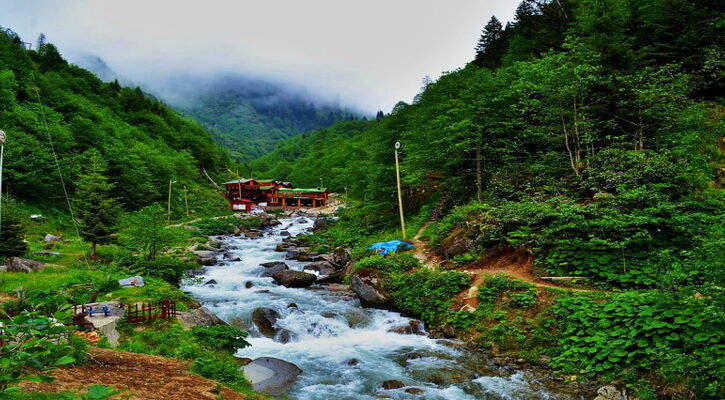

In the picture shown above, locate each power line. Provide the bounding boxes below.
[31,72,91,267]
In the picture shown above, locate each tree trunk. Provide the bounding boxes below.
[476,139,483,202]
[91,242,97,259]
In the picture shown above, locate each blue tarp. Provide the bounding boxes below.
[368,240,413,256]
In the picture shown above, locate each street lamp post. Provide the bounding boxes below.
[167,180,177,223]
[394,141,406,239]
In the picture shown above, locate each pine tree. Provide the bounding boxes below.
[0,196,27,258]
[474,16,507,68]
[74,151,118,259]
[376,111,385,120]
[35,33,46,51]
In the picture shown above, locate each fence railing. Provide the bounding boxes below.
[125,300,177,323]
[72,300,177,329]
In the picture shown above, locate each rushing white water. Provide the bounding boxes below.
[183,217,580,399]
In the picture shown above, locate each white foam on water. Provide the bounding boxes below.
[182,217,571,399]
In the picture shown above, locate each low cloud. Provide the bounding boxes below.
[0,0,517,112]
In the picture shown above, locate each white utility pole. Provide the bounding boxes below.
[394,141,406,239]
[167,180,177,222]
[0,130,6,240]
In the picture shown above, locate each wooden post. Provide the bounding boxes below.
[183,185,189,216]
[394,142,406,239]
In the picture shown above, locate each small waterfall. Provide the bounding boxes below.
[182,217,581,399]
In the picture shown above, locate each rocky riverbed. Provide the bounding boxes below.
[182,216,593,399]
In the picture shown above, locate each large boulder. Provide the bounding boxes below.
[4,257,45,273]
[333,246,351,266]
[303,261,338,275]
[177,307,229,330]
[252,307,281,338]
[260,262,289,277]
[440,227,475,257]
[243,357,302,396]
[272,270,317,288]
[350,269,390,308]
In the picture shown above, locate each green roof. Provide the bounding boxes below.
[279,187,327,193]
[255,179,276,183]
[259,185,276,190]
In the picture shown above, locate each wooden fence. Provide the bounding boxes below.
[72,300,177,329]
[125,300,177,323]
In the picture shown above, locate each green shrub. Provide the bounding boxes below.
[124,256,195,285]
[191,356,249,391]
[509,290,538,308]
[385,269,471,325]
[191,325,251,354]
[0,308,86,393]
[478,275,533,304]
[192,217,245,235]
[552,292,724,399]
[354,253,420,275]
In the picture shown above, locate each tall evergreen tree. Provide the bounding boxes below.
[74,151,118,259]
[474,16,507,68]
[0,196,27,258]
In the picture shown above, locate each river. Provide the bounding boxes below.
[182,217,585,400]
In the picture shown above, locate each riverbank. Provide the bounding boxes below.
[180,214,594,399]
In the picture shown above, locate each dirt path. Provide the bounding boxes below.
[409,223,442,269]
[21,348,253,400]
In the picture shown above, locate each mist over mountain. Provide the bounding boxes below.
[170,74,364,161]
[76,55,363,161]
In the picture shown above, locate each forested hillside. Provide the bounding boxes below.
[178,76,361,161]
[0,28,231,213]
[258,0,725,397]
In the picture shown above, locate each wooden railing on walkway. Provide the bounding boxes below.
[125,300,177,323]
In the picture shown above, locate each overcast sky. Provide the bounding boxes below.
[1,0,518,112]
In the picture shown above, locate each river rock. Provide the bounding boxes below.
[380,380,405,390]
[272,270,317,288]
[3,257,45,273]
[246,231,263,238]
[315,271,344,284]
[44,234,61,243]
[333,246,351,266]
[32,251,60,257]
[260,262,289,277]
[245,281,254,288]
[243,357,302,396]
[344,309,373,328]
[280,230,290,237]
[350,269,389,308]
[223,253,241,261]
[303,261,338,275]
[177,307,228,329]
[252,307,281,338]
[312,219,328,231]
[388,320,426,336]
[405,387,425,395]
[204,279,217,285]
[594,386,626,400]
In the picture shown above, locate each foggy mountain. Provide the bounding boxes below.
[173,74,363,162]
[78,55,362,161]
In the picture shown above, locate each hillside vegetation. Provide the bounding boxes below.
[0,28,231,214]
[264,0,724,397]
[179,79,361,162]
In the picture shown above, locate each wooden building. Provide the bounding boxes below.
[223,179,328,211]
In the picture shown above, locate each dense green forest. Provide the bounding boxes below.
[179,79,361,161]
[257,0,725,397]
[0,29,233,214]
